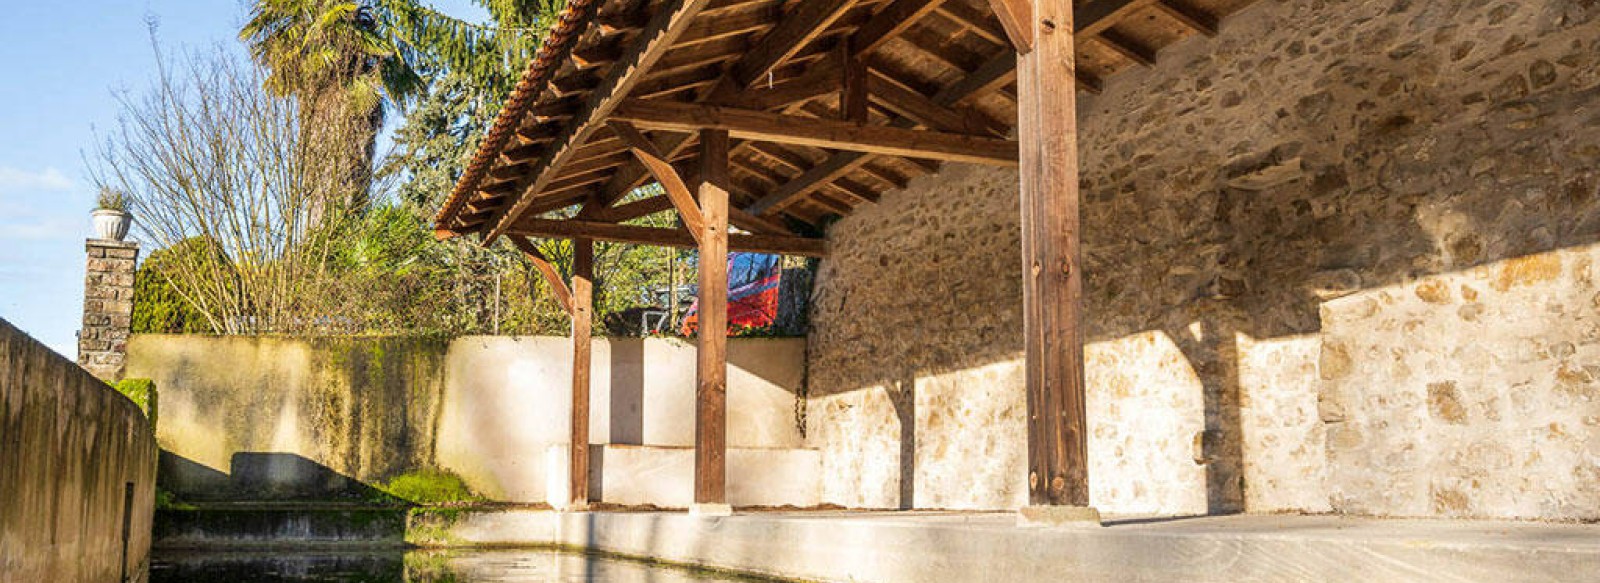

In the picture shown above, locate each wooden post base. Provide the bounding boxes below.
[688,503,734,517]
[1018,505,1103,528]
[556,501,592,513]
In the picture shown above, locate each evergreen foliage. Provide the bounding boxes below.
[132,239,227,334]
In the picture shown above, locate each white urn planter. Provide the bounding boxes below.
[92,209,133,242]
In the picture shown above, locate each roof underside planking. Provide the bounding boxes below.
[433,0,1261,253]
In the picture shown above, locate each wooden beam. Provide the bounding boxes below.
[483,0,717,244]
[1098,29,1156,66]
[852,0,950,56]
[1019,0,1090,508]
[867,73,997,136]
[728,0,856,90]
[986,0,1034,53]
[694,128,730,508]
[749,51,1017,216]
[608,121,706,243]
[934,51,1017,105]
[1075,0,1151,37]
[569,238,594,510]
[508,217,828,257]
[584,0,856,215]
[738,55,847,111]
[510,237,574,315]
[612,100,1019,166]
[588,194,676,223]
[1151,0,1218,36]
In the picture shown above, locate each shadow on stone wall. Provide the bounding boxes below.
[807,0,1600,517]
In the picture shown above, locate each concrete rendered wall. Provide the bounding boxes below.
[126,335,451,499]
[126,335,806,504]
[434,337,805,503]
[807,0,1600,520]
[1,318,158,582]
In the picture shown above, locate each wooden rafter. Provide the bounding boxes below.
[611,100,1019,166]
[852,0,950,56]
[726,0,856,91]
[587,0,860,215]
[1151,0,1218,36]
[747,50,1016,216]
[483,0,719,244]
[1098,29,1156,66]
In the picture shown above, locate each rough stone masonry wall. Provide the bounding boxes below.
[1,317,158,583]
[807,0,1600,520]
[79,239,139,381]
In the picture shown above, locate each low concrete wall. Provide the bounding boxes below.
[1,318,158,582]
[153,508,408,549]
[126,335,808,505]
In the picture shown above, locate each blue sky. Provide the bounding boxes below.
[0,0,484,357]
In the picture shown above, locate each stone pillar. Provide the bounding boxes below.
[79,239,139,381]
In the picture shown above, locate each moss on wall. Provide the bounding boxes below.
[116,377,158,428]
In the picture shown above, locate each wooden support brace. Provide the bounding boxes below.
[511,237,574,315]
[609,120,707,243]
[986,0,1035,53]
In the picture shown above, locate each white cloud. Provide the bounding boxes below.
[0,166,88,241]
[0,166,76,195]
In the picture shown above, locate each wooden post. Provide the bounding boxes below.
[1017,0,1098,523]
[569,237,594,510]
[693,128,731,515]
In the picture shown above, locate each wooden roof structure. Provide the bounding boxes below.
[433,0,1258,252]
[434,0,1264,513]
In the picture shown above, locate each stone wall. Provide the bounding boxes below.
[79,239,139,380]
[126,335,807,505]
[807,0,1600,519]
[1,317,158,583]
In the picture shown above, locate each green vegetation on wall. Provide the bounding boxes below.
[113,378,157,429]
[379,469,481,506]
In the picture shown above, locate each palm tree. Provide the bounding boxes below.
[242,0,424,209]
[241,0,564,206]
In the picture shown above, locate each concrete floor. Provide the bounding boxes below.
[436,510,1600,582]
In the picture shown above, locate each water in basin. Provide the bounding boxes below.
[149,549,771,582]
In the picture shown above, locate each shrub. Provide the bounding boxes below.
[132,239,219,334]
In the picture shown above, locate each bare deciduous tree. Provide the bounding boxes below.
[95,49,372,334]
